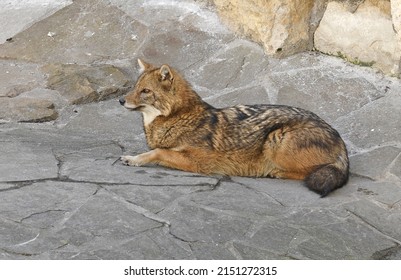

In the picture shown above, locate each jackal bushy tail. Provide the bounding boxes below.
[305,157,349,197]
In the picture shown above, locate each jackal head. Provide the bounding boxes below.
[119,59,201,126]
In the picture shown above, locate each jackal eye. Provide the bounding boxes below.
[141,88,151,94]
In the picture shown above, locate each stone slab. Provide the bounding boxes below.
[0,60,46,98]
[335,91,401,151]
[0,96,58,123]
[54,189,162,246]
[353,180,401,206]
[1,127,123,158]
[189,41,269,92]
[140,26,233,71]
[288,219,397,259]
[182,181,285,217]
[0,0,72,43]
[345,199,401,241]
[93,227,193,259]
[105,184,214,214]
[60,156,219,186]
[350,146,401,179]
[0,0,148,64]
[160,201,254,244]
[0,181,98,226]
[272,68,384,122]
[59,99,144,146]
[0,141,58,182]
[0,218,45,258]
[231,176,348,207]
[231,241,291,260]
[206,86,270,108]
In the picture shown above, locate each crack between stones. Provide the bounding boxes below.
[390,197,401,209]
[173,177,277,221]
[0,178,58,190]
[186,199,258,221]
[45,186,100,231]
[0,181,35,192]
[101,186,201,247]
[100,186,171,227]
[152,178,223,215]
[385,151,401,177]
[0,176,217,188]
[52,148,63,179]
[0,247,40,258]
[348,173,376,181]
[351,143,401,156]
[19,210,66,224]
[193,176,224,193]
[232,179,286,207]
[111,140,126,154]
[167,229,197,245]
[371,244,401,260]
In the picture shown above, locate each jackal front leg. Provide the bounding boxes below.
[120,148,204,173]
[120,150,156,167]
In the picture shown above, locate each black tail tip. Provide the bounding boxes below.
[304,165,349,198]
[305,182,336,198]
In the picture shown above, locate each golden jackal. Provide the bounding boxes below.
[119,59,349,197]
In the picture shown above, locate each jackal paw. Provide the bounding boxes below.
[120,155,144,166]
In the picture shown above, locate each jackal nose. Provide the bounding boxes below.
[119,97,126,106]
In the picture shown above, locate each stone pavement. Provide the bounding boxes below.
[1,0,401,260]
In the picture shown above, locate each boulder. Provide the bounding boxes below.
[314,0,400,77]
[211,0,322,57]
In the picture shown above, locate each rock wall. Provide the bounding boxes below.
[207,0,401,77]
[391,0,401,76]
[315,0,400,77]
[211,0,323,57]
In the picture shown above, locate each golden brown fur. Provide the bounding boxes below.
[119,59,349,197]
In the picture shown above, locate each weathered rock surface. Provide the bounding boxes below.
[350,147,401,179]
[211,0,320,57]
[315,0,400,77]
[393,0,401,35]
[0,60,47,98]
[43,64,131,105]
[206,0,400,77]
[0,96,58,123]
[0,0,72,44]
[0,139,59,182]
[0,0,234,123]
[335,90,401,151]
[0,0,148,64]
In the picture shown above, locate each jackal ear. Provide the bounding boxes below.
[160,65,173,82]
[138,59,151,73]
